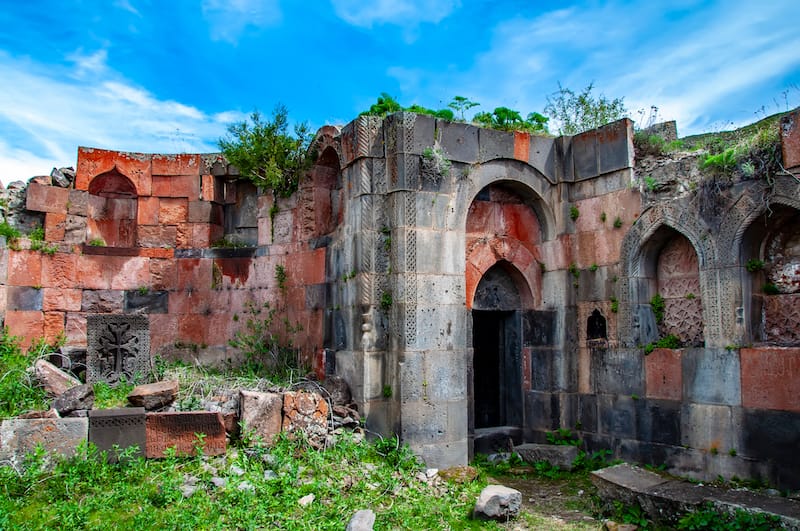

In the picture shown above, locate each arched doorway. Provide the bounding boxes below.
[472,263,524,429]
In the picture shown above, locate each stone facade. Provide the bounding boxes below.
[2,109,800,488]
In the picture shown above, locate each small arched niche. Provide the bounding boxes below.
[87,169,138,247]
[741,205,800,345]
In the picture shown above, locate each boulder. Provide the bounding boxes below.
[127,380,179,410]
[346,509,376,531]
[53,383,94,415]
[34,359,81,397]
[474,485,522,521]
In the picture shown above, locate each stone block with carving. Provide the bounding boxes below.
[239,390,283,445]
[145,411,226,458]
[87,314,150,384]
[282,391,329,444]
[89,407,146,460]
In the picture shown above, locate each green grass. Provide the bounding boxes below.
[0,331,53,419]
[0,435,504,530]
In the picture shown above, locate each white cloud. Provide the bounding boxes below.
[331,0,459,28]
[201,0,282,43]
[0,50,234,185]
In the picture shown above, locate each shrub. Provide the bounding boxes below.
[218,105,313,198]
[544,82,627,135]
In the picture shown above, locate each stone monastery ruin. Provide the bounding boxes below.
[2,109,799,488]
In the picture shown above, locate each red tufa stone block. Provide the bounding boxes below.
[75,255,149,290]
[41,253,77,289]
[780,110,800,170]
[7,250,42,287]
[75,147,152,196]
[151,154,201,176]
[576,231,598,269]
[152,175,200,199]
[201,174,216,202]
[150,259,177,289]
[148,314,179,352]
[43,312,65,342]
[4,311,44,347]
[513,131,530,162]
[145,411,226,458]
[595,228,625,265]
[137,248,173,259]
[176,258,212,291]
[502,204,541,247]
[44,212,67,241]
[25,183,70,214]
[65,312,87,346]
[645,348,683,401]
[175,223,191,248]
[137,225,178,248]
[466,200,498,235]
[465,262,482,310]
[741,347,800,412]
[573,196,604,233]
[137,197,160,225]
[190,224,212,247]
[159,198,189,225]
[178,314,209,344]
[42,288,82,312]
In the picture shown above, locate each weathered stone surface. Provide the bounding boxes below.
[321,375,352,406]
[89,407,146,460]
[282,391,329,444]
[87,314,150,384]
[145,411,226,458]
[128,380,178,410]
[591,463,670,510]
[19,408,60,419]
[473,485,522,521]
[34,359,81,397]
[0,418,88,468]
[438,465,478,484]
[346,509,376,531]
[239,390,283,446]
[53,383,94,415]
[515,443,579,471]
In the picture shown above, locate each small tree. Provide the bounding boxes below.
[544,82,627,135]
[473,107,549,133]
[218,105,313,198]
[447,95,479,121]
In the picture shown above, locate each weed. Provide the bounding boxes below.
[380,291,393,312]
[421,145,452,176]
[275,264,287,291]
[211,236,248,248]
[729,448,737,457]
[600,212,607,223]
[745,258,765,272]
[613,216,623,228]
[762,283,780,295]
[137,286,149,296]
[643,334,681,354]
[611,501,650,529]
[88,238,106,247]
[568,263,580,279]
[569,205,580,221]
[650,293,665,323]
[685,293,696,299]
[0,221,21,241]
[546,428,581,447]
[382,385,392,398]
[644,175,657,191]
[589,263,598,272]
[677,502,780,530]
[28,226,45,241]
[610,296,619,313]
[93,379,136,409]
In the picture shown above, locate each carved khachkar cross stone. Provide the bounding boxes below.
[87,315,150,384]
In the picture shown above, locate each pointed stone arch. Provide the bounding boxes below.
[87,168,138,247]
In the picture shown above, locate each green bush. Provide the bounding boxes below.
[218,105,313,198]
[0,329,60,419]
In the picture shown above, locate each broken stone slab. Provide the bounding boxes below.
[439,465,479,484]
[145,411,226,458]
[52,383,94,416]
[19,409,60,419]
[473,484,522,521]
[282,391,329,445]
[346,509,376,531]
[591,463,671,511]
[239,390,283,446]
[321,375,352,406]
[127,380,179,411]
[34,359,81,397]
[88,407,146,460]
[515,443,579,471]
[0,418,88,469]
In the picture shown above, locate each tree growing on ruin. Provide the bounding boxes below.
[218,105,313,198]
[544,82,627,135]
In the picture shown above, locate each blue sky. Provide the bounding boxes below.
[1,0,799,184]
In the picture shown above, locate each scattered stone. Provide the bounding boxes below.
[439,465,478,484]
[264,470,278,481]
[237,481,254,492]
[50,167,72,188]
[201,389,239,435]
[180,484,199,498]
[346,509,376,531]
[239,390,283,446]
[282,391,329,447]
[88,408,146,460]
[53,383,94,416]
[474,485,522,521]
[128,380,179,410]
[321,375,352,406]
[34,359,81,397]
[603,521,639,531]
[298,493,315,507]
[211,477,227,488]
[229,465,245,476]
[515,443,579,471]
[331,404,361,428]
[19,409,60,419]
[145,411,226,458]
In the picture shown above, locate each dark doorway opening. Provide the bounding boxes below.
[472,309,522,429]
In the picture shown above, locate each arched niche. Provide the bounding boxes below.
[305,146,342,237]
[87,169,138,247]
[740,204,800,345]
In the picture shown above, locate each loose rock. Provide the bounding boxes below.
[34,359,81,397]
[474,485,522,521]
[53,383,94,415]
[127,380,179,410]
[346,509,376,531]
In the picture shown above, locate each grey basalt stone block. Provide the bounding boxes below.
[0,418,88,468]
[88,407,146,460]
[682,348,740,405]
[515,443,579,470]
[6,286,43,311]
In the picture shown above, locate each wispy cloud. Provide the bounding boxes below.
[201,0,282,44]
[0,50,234,184]
[331,0,460,29]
